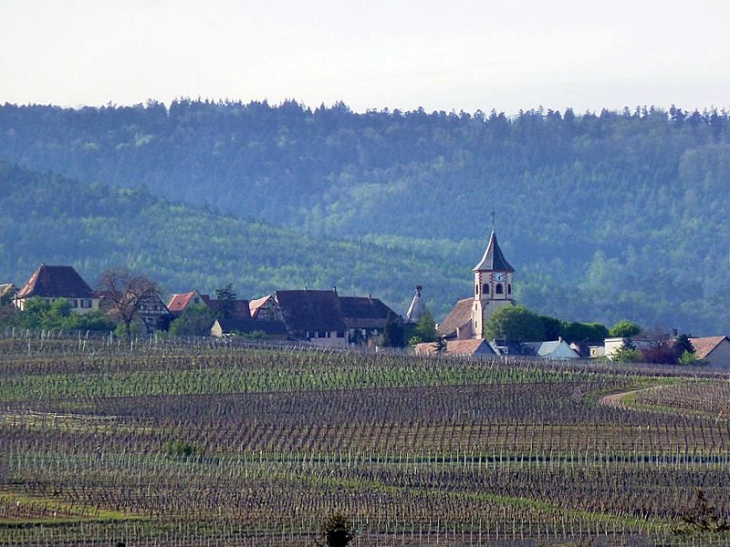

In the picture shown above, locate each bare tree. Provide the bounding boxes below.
[98,268,159,340]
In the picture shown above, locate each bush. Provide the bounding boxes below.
[165,440,197,460]
[321,512,356,547]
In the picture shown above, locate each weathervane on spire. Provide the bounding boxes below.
[490,209,496,232]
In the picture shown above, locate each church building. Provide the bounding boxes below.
[438,231,515,340]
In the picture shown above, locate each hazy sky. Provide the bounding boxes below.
[2,0,729,115]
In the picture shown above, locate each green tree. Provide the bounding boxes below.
[169,305,216,337]
[485,305,546,342]
[612,345,643,363]
[562,321,608,344]
[539,314,565,340]
[214,283,237,320]
[410,308,438,344]
[675,333,695,355]
[609,319,642,338]
[381,313,405,348]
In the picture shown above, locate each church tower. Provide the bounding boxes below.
[472,231,515,339]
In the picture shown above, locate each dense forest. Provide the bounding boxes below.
[1,101,729,334]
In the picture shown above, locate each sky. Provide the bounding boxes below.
[2,0,730,115]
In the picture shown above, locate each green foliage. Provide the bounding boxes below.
[609,320,642,338]
[165,440,197,460]
[381,314,406,348]
[678,350,701,366]
[675,333,695,355]
[539,314,565,340]
[321,512,356,547]
[612,346,643,363]
[169,305,216,337]
[409,308,438,344]
[485,305,546,342]
[214,283,237,320]
[561,321,608,344]
[4,102,730,335]
[6,297,113,332]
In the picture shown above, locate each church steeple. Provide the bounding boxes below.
[472,231,516,339]
[473,231,514,273]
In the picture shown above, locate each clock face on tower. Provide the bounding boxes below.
[495,272,505,282]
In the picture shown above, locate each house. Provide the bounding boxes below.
[247,289,399,347]
[167,290,210,316]
[210,317,289,339]
[439,230,515,341]
[269,289,348,347]
[604,337,628,360]
[14,264,99,314]
[490,340,538,358]
[414,339,496,357]
[689,336,730,368]
[524,339,580,360]
[339,294,400,345]
[136,292,173,332]
[249,294,281,321]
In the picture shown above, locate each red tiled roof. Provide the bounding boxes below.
[689,336,730,360]
[446,339,495,356]
[17,265,95,300]
[167,291,209,314]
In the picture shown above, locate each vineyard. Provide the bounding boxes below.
[1,335,730,546]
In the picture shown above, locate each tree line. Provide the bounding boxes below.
[1,101,729,335]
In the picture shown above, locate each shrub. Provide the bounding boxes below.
[321,512,356,547]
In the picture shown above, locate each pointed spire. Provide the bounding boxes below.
[406,285,426,323]
[473,231,514,272]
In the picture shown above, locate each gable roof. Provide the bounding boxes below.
[524,340,580,360]
[207,299,252,321]
[339,295,397,329]
[447,339,496,356]
[249,295,273,319]
[491,340,538,357]
[689,336,730,360]
[473,231,514,272]
[167,290,209,314]
[274,289,346,333]
[16,265,95,300]
[438,298,473,339]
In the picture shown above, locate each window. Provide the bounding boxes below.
[496,284,503,295]
[475,284,479,294]
[507,284,512,295]
[482,283,490,294]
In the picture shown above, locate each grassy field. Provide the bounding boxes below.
[1,335,729,546]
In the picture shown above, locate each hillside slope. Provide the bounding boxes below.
[0,162,466,317]
[1,102,729,333]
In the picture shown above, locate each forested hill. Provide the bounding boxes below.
[1,101,730,334]
[0,161,469,316]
